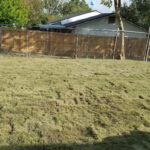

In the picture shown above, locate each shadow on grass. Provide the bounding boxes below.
[0,130,150,150]
[0,50,73,59]
[0,49,26,57]
[1,49,149,61]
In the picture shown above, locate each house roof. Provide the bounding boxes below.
[49,11,96,25]
[63,13,114,27]
[49,10,114,27]
[43,10,146,31]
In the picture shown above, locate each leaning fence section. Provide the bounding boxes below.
[0,27,149,60]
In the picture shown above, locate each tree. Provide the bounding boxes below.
[43,0,64,15]
[60,0,91,16]
[101,0,125,60]
[0,0,28,25]
[23,0,45,25]
[121,0,150,30]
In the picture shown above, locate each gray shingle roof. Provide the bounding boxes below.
[49,11,114,27]
[49,11,95,24]
[64,13,114,27]
[44,11,146,30]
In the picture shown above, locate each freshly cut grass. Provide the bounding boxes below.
[0,54,150,150]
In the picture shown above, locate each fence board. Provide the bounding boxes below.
[0,29,147,59]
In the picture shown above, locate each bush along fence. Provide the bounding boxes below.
[0,27,150,60]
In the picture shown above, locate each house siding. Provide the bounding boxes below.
[75,17,146,38]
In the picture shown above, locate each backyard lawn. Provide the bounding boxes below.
[0,54,150,150]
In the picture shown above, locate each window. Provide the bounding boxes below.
[108,16,116,24]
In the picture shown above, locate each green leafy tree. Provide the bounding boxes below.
[60,0,91,16]
[101,0,125,60]
[44,14,63,23]
[0,0,28,25]
[121,0,150,29]
[43,0,64,15]
[23,0,45,25]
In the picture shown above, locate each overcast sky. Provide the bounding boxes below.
[86,0,131,13]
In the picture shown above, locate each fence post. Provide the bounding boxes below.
[49,28,52,56]
[146,29,150,62]
[145,27,150,61]
[0,27,2,50]
[113,28,119,60]
[75,34,78,59]
[45,28,49,55]
[146,40,150,62]
[87,34,90,58]
[26,29,29,58]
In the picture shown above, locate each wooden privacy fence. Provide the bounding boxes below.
[0,29,148,59]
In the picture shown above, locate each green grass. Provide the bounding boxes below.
[0,53,150,150]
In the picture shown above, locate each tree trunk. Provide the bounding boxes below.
[114,0,125,60]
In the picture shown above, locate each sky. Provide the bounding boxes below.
[86,0,131,13]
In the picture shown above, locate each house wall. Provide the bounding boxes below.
[75,17,146,38]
